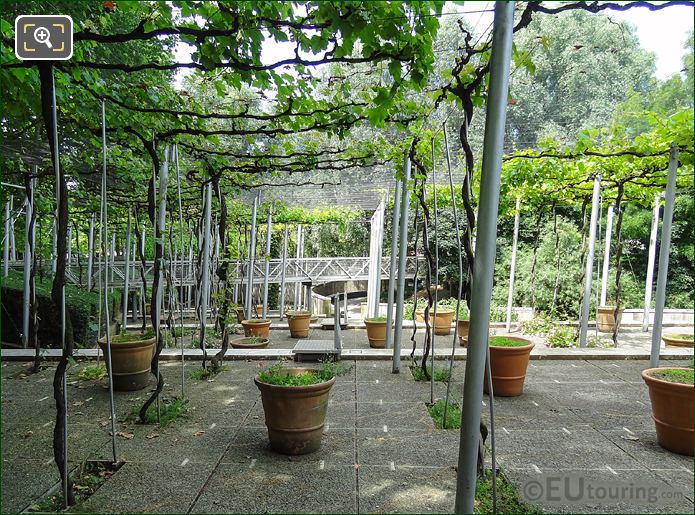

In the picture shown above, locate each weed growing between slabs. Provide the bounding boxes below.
[127,397,189,426]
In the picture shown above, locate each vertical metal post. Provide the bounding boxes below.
[51,219,57,273]
[87,214,94,290]
[199,182,212,356]
[100,100,118,467]
[9,196,16,262]
[599,205,614,306]
[455,2,514,512]
[122,209,131,330]
[431,139,439,403]
[66,226,72,265]
[650,146,679,368]
[333,294,342,350]
[262,205,272,319]
[385,180,402,349]
[295,225,303,309]
[578,176,601,348]
[279,224,288,320]
[642,194,660,332]
[245,193,259,320]
[174,144,186,396]
[110,232,116,285]
[22,182,33,348]
[367,201,385,317]
[3,200,10,277]
[505,197,521,331]
[392,152,411,373]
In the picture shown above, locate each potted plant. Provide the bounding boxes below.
[364,316,389,348]
[241,319,272,338]
[98,331,156,391]
[231,336,270,349]
[596,305,623,333]
[255,304,264,317]
[254,360,350,455]
[235,306,246,324]
[454,303,470,346]
[431,308,455,336]
[484,336,534,397]
[286,310,312,338]
[641,367,694,456]
[661,334,694,348]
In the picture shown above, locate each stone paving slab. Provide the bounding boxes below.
[1,359,693,514]
[190,461,358,514]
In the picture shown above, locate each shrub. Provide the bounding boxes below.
[546,325,577,348]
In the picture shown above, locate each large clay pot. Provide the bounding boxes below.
[98,333,155,391]
[661,334,694,348]
[641,368,694,456]
[432,309,454,335]
[287,311,312,338]
[364,319,388,348]
[242,319,271,338]
[484,336,534,397]
[458,320,470,347]
[255,304,264,317]
[597,306,624,333]
[255,368,335,455]
[231,337,269,349]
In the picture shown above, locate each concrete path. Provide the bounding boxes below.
[1,358,693,514]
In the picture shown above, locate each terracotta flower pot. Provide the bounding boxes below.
[364,319,388,348]
[484,336,534,397]
[286,311,312,338]
[596,306,624,333]
[254,369,336,455]
[641,368,694,456]
[98,333,156,391]
[231,337,269,349]
[255,304,264,317]
[458,320,470,347]
[432,309,454,335]
[241,319,271,338]
[661,334,694,348]
[414,310,425,323]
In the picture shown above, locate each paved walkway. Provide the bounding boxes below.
[1,356,693,514]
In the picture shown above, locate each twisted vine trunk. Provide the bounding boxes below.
[139,146,165,423]
[611,184,625,346]
[213,176,232,368]
[40,62,75,506]
[133,208,148,333]
[529,208,544,311]
[26,174,40,374]
[459,116,476,308]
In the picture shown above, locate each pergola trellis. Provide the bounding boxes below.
[1,1,693,513]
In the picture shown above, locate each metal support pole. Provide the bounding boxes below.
[4,200,10,277]
[87,214,94,290]
[279,224,288,320]
[599,205,614,306]
[110,232,116,285]
[174,144,186,396]
[505,197,521,331]
[22,181,33,348]
[66,226,72,265]
[294,225,303,309]
[455,3,514,512]
[122,209,132,330]
[9,196,16,262]
[262,206,272,319]
[333,294,342,350]
[392,152,411,373]
[578,176,601,348]
[431,140,439,403]
[650,146,679,368]
[199,183,212,356]
[51,219,57,273]
[642,194,660,332]
[367,201,385,318]
[385,180,402,349]
[245,193,259,320]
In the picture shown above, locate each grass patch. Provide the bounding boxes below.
[236,336,267,345]
[257,359,351,386]
[489,337,530,348]
[648,368,694,385]
[410,365,451,382]
[74,364,107,381]
[27,460,122,512]
[427,399,461,429]
[128,397,189,426]
[475,469,543,514]
[190,364,226,380]
[365,316,387,322]
[111,330,154,343]
[587,336,613,348]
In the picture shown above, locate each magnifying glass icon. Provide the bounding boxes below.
[34,26,53,48]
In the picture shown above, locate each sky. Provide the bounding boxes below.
[174,2,695,86]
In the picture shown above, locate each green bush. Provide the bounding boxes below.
[546,325,577,348]
[1,270,121,347]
